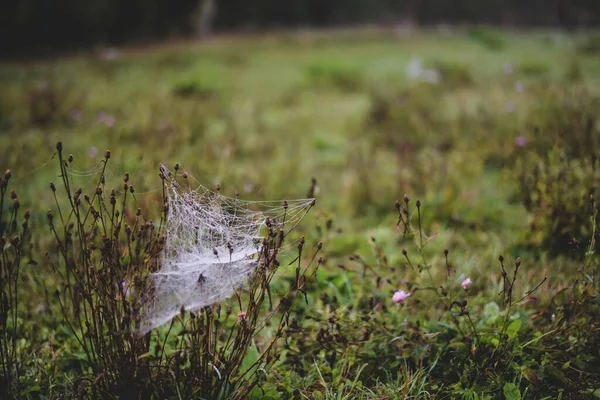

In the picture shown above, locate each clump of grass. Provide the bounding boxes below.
[0,169,31,398]
[365,82,443,149]
[465,26,506,51]
[45,143,319,397]
[171,69,223,99]
[17,80,87,127]
[304,60,363,92]
[576,34,600,55]
[516,61,550,77]
[512,87,600,257]
[428,60,474,89]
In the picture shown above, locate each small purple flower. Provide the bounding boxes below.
[158,119,169,130]
[392,290,411,304]
[89,146,98,158]
[461,277,472,290]
[515,136,528,147]
[69,108,81,122]
[97,112,107,122]
[506,103,515,113]
[515,81,524,93]
[104,116,116,128]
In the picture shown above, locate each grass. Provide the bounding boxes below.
[1,27,600,398]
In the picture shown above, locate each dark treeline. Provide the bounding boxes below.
[1,0,599,57]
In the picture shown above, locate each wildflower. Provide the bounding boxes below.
[515,81,524,93]
[89,146,98,158]
[237,311,247,322]
[97,112,106,122]
[461,277,472,290]
[392,290,411,304]
[515,136,528,147]
[69,108,81,122]
[158,119,169,130]
[506,103,515,113]
[104,116,116,128]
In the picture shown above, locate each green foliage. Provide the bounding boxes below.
[304,61,363,92]
[428,60,474,89]
[513,88,600,257]
[466,26,507,51]
[576,34,600,56]
[171,68,223,99]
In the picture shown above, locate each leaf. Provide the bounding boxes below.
[503,383,521,400]
[507,319,522,341]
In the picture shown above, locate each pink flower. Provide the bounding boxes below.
[89,146,98,158]
[104,116,116,128]
[69,108,81,122]
[515,136,528,147]
[461,277,472,290]
[237,311,247,322]
[97,112,106,122]
[506,103,515,113]
[515,81,524,93]
[392,290,411,304]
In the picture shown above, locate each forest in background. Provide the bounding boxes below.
[1,0,600,57]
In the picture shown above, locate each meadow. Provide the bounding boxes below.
[1,27,600,398]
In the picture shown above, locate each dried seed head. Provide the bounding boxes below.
[56,142,63,152]
[182,171,188,179]
[13,199,20,210]
[104,150,111,159]
[444,249,449,257]
[215,183,220,192]
[310,198,317,206]
[47,210,53,221]
[395,200,401,211]
[283,200,288,210]
[515,257,521,268]
[136,208,141,216]
[4,169,11,181]
[10,190,17,200]
[298,237,305,250]
[129,185,135,194]
[96,187,103,195]
[499,255,504,262]
[403,194,409,204]
[402,248,408,256]
[174,163,180,171]
[124,173,130,183]
[68,154,74,163]
[317,241,323,250]
[24,210,30,220]
[416,199,421,208]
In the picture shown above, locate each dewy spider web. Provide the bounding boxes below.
[138,165,314,334]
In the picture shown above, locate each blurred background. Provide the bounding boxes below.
[0,0,599,249]
[1,0,599,57]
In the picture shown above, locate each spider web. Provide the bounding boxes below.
[138,165,314,334]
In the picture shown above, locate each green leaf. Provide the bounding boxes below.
[503,383,521,400]
[507,319,522,341]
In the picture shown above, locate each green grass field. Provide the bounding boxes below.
[1,28,600,399]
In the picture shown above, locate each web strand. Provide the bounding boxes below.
[138,165,313,334]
